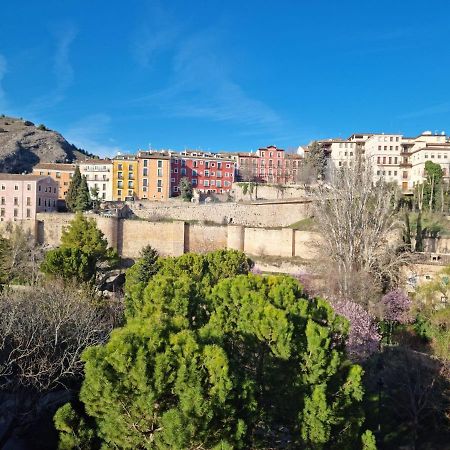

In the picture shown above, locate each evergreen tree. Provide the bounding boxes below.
[55,252,367,449]
[66,166,82,212]
[41,213,118,282]
[361,430,377,450]
[75,175,91,212]
[308,140,327,180]
[415,210,423,252]
[179,177,193,201]
[403,210,412,251]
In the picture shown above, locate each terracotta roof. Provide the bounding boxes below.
[33,163,76,171]
[0,173,53,181]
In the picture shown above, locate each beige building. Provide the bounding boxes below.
[79,159,113,201]
[319,131,450,192]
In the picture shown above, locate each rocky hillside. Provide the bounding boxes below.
[0,115,96,173]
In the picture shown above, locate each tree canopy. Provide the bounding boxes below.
[55,250,369,449]
[65,167,91,212]
[41,213,118,282]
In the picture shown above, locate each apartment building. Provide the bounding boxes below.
[32,163,76,201]
[0,174,58,221]
[319,131,450,191]
[235,145,303,184]
[79,159,113,201]
[112,155,138,201]
[137,151,171,200]
[170,151,235,196]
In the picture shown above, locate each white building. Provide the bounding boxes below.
[79,159,113,201]
[319,131,450,192]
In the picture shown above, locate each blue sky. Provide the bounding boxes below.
[1,1,450,156]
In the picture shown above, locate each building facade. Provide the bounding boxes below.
[137,151,171,200]
[170,151,235,196]
[235,145,303,184]
[0,174,58,221]
[319,131,450,192]
[32,163,76,201]
[79,159,113,201]
[112,156,139,201]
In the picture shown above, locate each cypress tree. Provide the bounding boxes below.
[66,167,82,212]
[403,210,412,251]
[75,176,92,212]
[415,210,423,252]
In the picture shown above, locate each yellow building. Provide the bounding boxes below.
[112,156,138,201]
[137,151,171,200]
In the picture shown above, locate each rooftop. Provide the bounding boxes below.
[0,173,51,181]
[33,163,76,171]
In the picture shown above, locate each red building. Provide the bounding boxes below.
[170,151,235,196]
[236,145,303,184]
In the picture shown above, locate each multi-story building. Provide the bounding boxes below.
[235,145,303,184]
[137,151,171,200]
[170,151,235,196]
[319,131,450,192]
[0,174,58,221]
[79,159,113,201]
[32,163,76,201]
[112,155,138,201]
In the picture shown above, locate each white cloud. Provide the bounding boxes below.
[135,30,282,131]
[25,25,77,115]
[63,114,123,158]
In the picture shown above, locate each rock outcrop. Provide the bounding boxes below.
[0,116,95,173]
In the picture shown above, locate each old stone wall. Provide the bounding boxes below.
[244,228,294,258]
[30,213,323,260]
[130,200,311,227]
[231,183,308,202]
[185,223,228,254]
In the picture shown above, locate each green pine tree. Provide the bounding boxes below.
[55,251,366,449]
[179,177,193,201]
[361,429,377,450]
[403,210,412,251]
[66,166,82,212]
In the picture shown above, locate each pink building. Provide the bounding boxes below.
[0,174,58,222]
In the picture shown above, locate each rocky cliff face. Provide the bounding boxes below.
[0,116,95,173]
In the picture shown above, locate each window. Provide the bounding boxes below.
[0,185,4,190]
[143,159,148,167]
[181,168,186,176]
[38,198,41,206]
[14,185,18,191]
[216,180,222,188]
[118,164,123,170]
[128,181,133,188]
[204,170,209,177]
[395,157,398,164]
[14,208,18,217]
[56,172,61,178]
[14,197,18,206]
[0,208,4,217]
[26,197,31,206]
[117,189,122,197]
[128,164,134,171]
[192,179,197,186]
[118,181,123,188]
[158,160,163,168]
[26,209,31,218]
[157,180,163,187]
[143,168,148,177]
[217,171,222,177]
[27,184,31,191]
[204,180,210,187]
[377,156,381,164]
[157,169,163,177]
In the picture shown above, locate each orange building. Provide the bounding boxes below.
[137,151,171,200]
[32,163,76,201]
